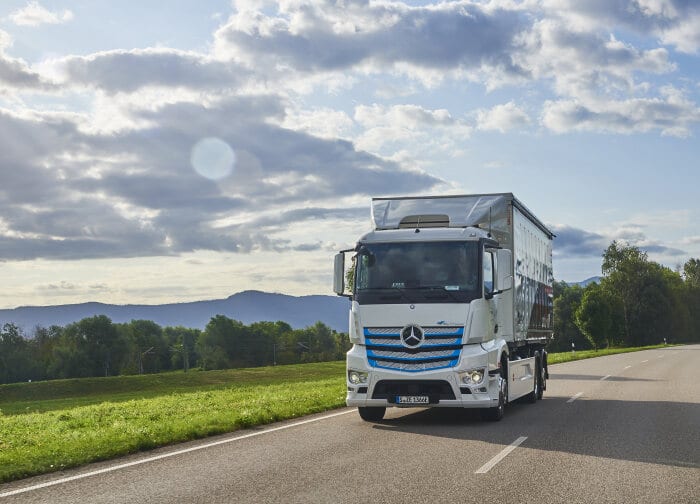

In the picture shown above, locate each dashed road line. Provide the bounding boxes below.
[600,375,611,381]
[475,436,528,474]
[624,365,632,370]
[567,392,584,403]
[641,360,649,363]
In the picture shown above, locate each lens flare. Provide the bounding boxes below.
[190,137,236,180]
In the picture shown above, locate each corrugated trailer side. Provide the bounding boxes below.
[511,201,555,343]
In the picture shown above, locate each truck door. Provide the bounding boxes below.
[483,249,496,340]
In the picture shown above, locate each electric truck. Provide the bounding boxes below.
[333,193,554,421]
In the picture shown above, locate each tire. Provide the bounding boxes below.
[525,356,540,404]
[537,357,546,400]
[358,406,386,422]
[483,374,507,421]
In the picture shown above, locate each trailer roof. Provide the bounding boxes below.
[371,193,554,238]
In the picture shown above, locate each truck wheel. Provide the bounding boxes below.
[483,375,507,421]
[524,356,540,403]
[537,359,546,400]
[358,407,386,422]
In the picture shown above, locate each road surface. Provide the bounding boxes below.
[1,345,698,503]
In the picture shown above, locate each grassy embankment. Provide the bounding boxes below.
[0,344,672,483]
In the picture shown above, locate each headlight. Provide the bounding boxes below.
[460,368,486,385]
[348,370,368,385]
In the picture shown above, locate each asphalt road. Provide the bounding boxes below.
[2,345,698,503]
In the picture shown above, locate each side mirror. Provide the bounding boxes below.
[333,253,345,295]
[495,249,513,292]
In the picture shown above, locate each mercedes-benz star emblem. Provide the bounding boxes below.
[400,324,425,349]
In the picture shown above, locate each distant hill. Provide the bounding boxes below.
[573,276,602,287]
[0,291,350,335]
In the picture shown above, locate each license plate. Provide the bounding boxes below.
[396,395,429,405]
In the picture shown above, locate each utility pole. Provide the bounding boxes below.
[139,346,154,374]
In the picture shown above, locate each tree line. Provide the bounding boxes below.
[550,241,700,352]
[0,316,350,385]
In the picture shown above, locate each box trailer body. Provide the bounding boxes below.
[334,193,554,421]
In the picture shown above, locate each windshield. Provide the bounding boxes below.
[354,241,480,304]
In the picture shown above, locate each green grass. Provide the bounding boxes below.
[546,344,673,365]
[0,345,678,483]
[0,362,347,483]
[0,362,346,416]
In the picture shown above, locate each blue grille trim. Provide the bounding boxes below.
[364,326,464,372]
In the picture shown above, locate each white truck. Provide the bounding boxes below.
[333,193,554,421]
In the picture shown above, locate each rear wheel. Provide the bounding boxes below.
[358,406,386,422]
[525,356,541,404]
[537,356,546,400]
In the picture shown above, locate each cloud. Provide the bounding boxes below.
[57,49,249,94]
[517,17,674,100]
[0,29,53,89]
[0,96,443,261]
[214,1,529,79]
[541,87,700,136]
[9,1,73,27]
[551,223,687,260]
[353,103,472,156]
[542,0,700,54]
[476,101,530,132]
[551,225,610,257]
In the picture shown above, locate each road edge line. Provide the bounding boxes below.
[0,409,355,498]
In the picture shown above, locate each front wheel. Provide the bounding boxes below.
[483,375,507,421]
[358,406,386,422]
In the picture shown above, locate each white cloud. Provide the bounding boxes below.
[9,1,74,27]
[279,106,355,140]
[0,29,11,51]
[353,103,472,156]
[542,0,700,54]
[541,87,700,136]
[476,101,530,132]
[214,1,529,81]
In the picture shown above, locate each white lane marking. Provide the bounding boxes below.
[567,392,584,403]
[475,436,528,474]
[600,375,611,381]
[641,360,649,363]
[0,409,355,498]
[624,365,632,370]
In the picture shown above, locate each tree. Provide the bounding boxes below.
[77,315,124,376]
[575,284,613,350]
[164,326,199,372]
[683,258,700,288]
[601,241,649,345]
[551,282,589,352]
[0,323,36,384]
[125,320,168,374]
[196,315,237,370]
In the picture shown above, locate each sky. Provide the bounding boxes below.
[0,0,699,309]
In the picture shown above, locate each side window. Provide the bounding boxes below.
[483,250,494,295]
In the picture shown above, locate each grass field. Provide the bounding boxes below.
[0,345,673,483]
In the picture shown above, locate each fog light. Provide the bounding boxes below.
[348,370,368,385]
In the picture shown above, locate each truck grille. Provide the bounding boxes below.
[364,326,463,372]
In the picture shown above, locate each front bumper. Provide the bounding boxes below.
[346,343,501,409]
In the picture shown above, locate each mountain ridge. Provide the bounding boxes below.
[0,291,349,335]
